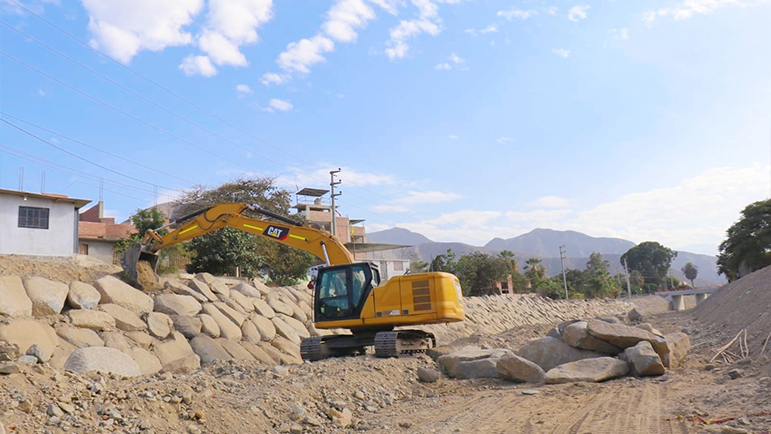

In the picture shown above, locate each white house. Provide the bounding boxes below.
[0,188,90,258]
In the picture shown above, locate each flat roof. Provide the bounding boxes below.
[350,219,366,225]
[0,188,91,208]
[296,187,329,197]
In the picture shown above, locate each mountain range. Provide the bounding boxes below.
[366,227,724,286]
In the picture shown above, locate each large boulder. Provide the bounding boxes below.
[68,309,115,331]
[94,276,153,316]
[187,280,217,302]
[240,341,277,365]
[160,354,200,374]
[102,332,132,353]
[189,335,232,365]
[267,297,294,316]
[0,318,59,356]
[217,339,255,361]
[198,313,220,338]
[628,307,645,322]
[209,280,230,298]
[171,315,202,339]
[57,326,104,348]
[164,280,207,302]
[49,339,77,370]
[586,320,668,359]
[271,316,300,345]
[229,291,255,313]
[624,341,665,376]
[544,357,629,384]
[67,281,101,309]
[127,347,162,376]
[636,323,664,336]
[0,276,32,317]
[270,337,302,363]
[154,332,195,367]
[23,277,69,316]
[146,312,173,339]
[496,354,546,383]
[437,346,513,378]
[63,347,141,377]
[241,320,262,344]
[252,298,276,319]
[517,337,601,372]
[194,273,217,285]
[231,282,262,299]
[154,294,202,317]
[454,358,501,379]
[662,332,690,368]
[126,331,157,349]
[280,315,311,339]
[202,304,242,341]
[562,321,622,355]
[213,302,246,326]
[99,304,147,331]
[250,315,276,341]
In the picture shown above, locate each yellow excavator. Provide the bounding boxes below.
[120,203,465,361]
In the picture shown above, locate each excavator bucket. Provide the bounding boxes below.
[120,244,159,288]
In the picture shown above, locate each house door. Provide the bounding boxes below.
[78,243,89,255]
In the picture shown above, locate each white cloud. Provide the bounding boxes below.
[277,35,335,73]
[531,196,571,208]
[435,63,452,70]
[276,165,398,190]
[496,137,514,144]
[385,19,441,60]
[449,52,464,64]
[235,84,253,97]
[464,28,477,36]
[81,0,204,64]
[497,8,536,20]
[260,72,291,86]
[568,5,590,21]
[546,6,558,15]
[448,134,459,140]
[609,28,629,40]
[37,88,45,96]
[372,191,462,213]
[321,0,377,43]
[552,48,570,58]
[480,24,498,34]
[267,98,293,112]
[179,54,217,76]
[643,0,770,23]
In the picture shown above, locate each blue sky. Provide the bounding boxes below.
[1,0,769,256]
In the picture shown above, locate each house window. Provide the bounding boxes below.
[393,261,404,271]
[78,243,89,255]
[18,206,50,229]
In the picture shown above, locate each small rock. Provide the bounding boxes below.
[18,399,33,412]
[736,359,752,366]
[727,369,744,380]
[0,362,20,374]
[704,364,716,371]
[26,344,49,363]
[627,307,645,322]
[737,417,750,426]
[187,425,202,434]
[47,404,64,418]
[272,365,289,377]
[521,389,540,395]
[58,402,75,414]
[720,427,749,434]
[17,355,38,365]
[303,416,321,426]
[354,390,365,400]
[417,367,441,383]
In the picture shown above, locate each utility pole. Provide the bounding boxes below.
[329,169,341,237]
[624,259,632,299]
[559,245,568,300]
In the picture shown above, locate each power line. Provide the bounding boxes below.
[0,117,183,193]
[0,112,195,185]
[0,6,469,229]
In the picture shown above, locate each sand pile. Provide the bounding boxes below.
[694,265,771,357]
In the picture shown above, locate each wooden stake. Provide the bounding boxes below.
[710,330,744,363]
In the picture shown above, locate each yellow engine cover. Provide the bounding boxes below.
[315,271,465,330]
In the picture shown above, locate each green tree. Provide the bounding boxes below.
[630,270,645,293]
[681,262,698,287]
[431,249,457,274]
[409,260,430,273]
[499,250,519,274]
[175,176,309,281]
[523,258,545,281]
[717,199,771,281]
[115,208,187,273]
[454,252,509,296]
[620,241,677,288]
[581,252,618,298]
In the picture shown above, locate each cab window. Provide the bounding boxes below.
[316,264,373,320]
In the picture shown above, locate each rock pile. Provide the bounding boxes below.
[435,308,691,385]
[0,272,325,379]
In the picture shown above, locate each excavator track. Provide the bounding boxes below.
[374,330,436,358]
[300,337,325,362]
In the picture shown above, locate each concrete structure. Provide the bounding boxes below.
[655,287,718,311]
[78,201,136,264]
[0,188,90,258]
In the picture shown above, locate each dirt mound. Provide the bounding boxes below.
[136,260,162,292]
[694,265,771,357]
[0,255,121,285]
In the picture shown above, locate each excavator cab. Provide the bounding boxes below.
[314,262,380,321]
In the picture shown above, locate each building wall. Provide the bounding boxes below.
[78,239,115,264]
[376,259,409,281]
[0,195,78,257]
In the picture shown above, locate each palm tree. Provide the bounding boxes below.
[681,262,699,287]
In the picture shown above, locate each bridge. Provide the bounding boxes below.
[654,287,720,311]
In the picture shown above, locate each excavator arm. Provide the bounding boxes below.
[121,202,354,285]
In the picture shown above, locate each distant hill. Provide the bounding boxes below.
[367,227,432,245]
[374,227,725,286]
[486,228,636,257]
